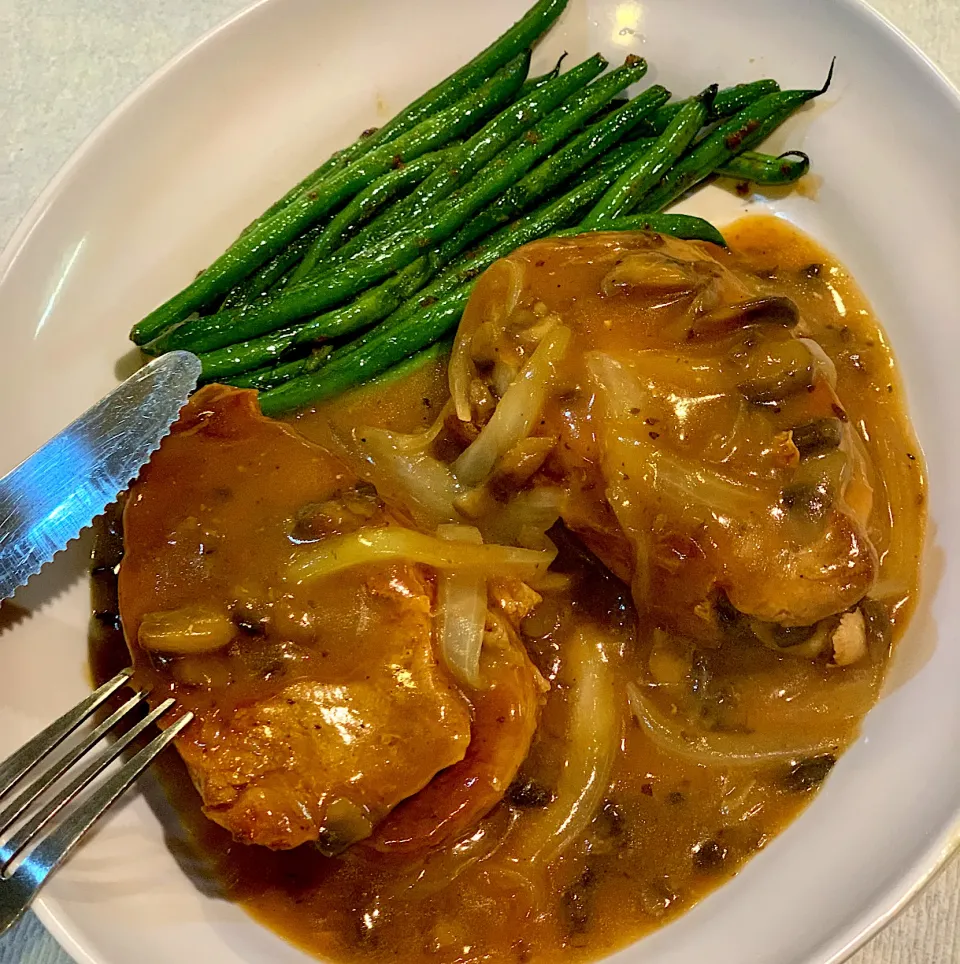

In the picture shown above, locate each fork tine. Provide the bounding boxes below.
[0,669,133,800]
[0,690,151,837]
[0,697,176,872]
[1,710,193,936]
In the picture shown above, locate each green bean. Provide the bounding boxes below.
[583,85,715,226]
[333,55,650,274]
[206,129,738,373]
[438,84,669,260]
[154,58,661,356]
[351,196,716,358]
[228,357,307,391]
[318,153,642,365]
[566,137,655,185]
[222,154,721,401]
[554,213,726,246]
[644,79,780,136]
[219,226,324,311]
[222,147,450,311]
[272,143,643,356]
[131,54,530,345]
[369,335,454,385]
[308,93,653,305]
[715,149,810,185]
[248,335,453,401]
[218,256,437,377]
[294,53,613,283]
[152,250,432,359]
[595,97,630,119]
[518,52,568,97]
[223,147,453,310]
[333,207,721,365]
[260,290,469,415]
[227,347,331,391]
[292,257,435,345]
[258,212,724,415]
[198,327,299,383]
[640,66,833,213]
[240,141,371,241]
[214,118,755,376]
[282,146,456,286]
[397,147,642,323]
[245,0,570,231]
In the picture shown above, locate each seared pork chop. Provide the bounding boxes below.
[119,386,472,851]
[449,232,878,645]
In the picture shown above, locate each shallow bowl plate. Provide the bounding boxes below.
[0,1,958,962]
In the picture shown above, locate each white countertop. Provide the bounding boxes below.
[1,1,959,962]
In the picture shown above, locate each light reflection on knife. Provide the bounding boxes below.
[0,351,201,601]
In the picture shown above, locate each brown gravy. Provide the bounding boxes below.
[90,214,925,964]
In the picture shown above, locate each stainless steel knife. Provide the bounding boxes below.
[0,351,201,601]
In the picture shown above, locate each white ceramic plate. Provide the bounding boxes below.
[1,1,959,962]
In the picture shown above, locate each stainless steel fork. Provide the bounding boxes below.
[0,669,192,935]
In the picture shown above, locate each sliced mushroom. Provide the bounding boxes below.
[780,480,835,525]
[784,754,836,793]
[470,321,500,367]
[292,485,383,542]
[736,337,816,403]
[469,377,498,426]
[780,449,848,526]
[688,296,800,339]
[138,605,236,655]
[791,418,844,458]
[601,252,722,299]
[750,616,836,659]
[316,797,374,857]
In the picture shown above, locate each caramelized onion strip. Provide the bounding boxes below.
[288,527,556,584]
[453,326,571,487]
[450,259,525,422]
[510,626,619,864]
[479,487,564,550]
[348,420,462,530]
[626,681,844,766]
[436,525,487,688]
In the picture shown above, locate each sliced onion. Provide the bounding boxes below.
[288,526,556,584]
[491,360,519,398]
[479,487,565,550]
[798,336,838,389]
[435,525,487,688]
[613,423,763,523]
[450,258,525,422]
[510,626,620,864]
[348,422,462,530]
[872,423,922,594]
[585,350,648,418]
[399,807,515,898]
[626,681,845,766]
[453,326,571,487]
[838,419,875,526]
[587,351,763,520]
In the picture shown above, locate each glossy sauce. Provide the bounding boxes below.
[92,215,925,964]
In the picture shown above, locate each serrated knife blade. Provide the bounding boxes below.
[0,351,201,601]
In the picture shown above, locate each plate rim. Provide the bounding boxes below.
[1,0,958,962]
